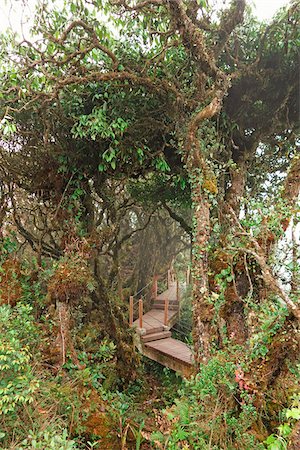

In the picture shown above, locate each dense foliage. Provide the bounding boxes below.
[0,0,299,448]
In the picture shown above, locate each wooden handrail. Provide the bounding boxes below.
[139,298,143,329]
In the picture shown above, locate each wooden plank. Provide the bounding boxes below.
[131,277,191,376]
[154,299,179,305]
[145,338,193,365]
[157,282,177,301]
[139,298,143,328]
[142,330,171,342]
[132,307,178,331]
[142,344,194,377]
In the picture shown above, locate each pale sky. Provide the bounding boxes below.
[0,0,291,34]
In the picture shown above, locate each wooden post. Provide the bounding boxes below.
[139,298,143,329]
[164,298,169,326]
[129,296,133,326]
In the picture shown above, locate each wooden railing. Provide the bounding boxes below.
[129,296,145,328]
[129,267,190,330]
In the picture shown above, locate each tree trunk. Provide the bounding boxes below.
[190,168,214,365]
[93,258,140,383]
[219,157,249,345]
[55,300,81,367]
[186,97,227,365]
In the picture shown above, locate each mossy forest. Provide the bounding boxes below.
[0,0,299,448]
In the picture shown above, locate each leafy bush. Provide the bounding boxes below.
[265,394,300,450]
[0,303,86,448]
[17,429,78,450]
[152,352,264,450]
[0,304,39,417]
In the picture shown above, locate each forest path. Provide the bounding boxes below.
[131,278,193,377]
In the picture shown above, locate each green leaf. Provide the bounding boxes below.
[155,157,170,172]
[286,408,300,420]
[270,443,284,450]
[176,427,188,440]
[265,435,277,444]
[197,0,207,8]
[278,423,292,437]
[70,2,77,13]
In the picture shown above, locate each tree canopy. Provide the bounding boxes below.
[0,0,299,448]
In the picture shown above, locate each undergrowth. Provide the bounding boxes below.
[0,263,299,450]
[0,301,182,450]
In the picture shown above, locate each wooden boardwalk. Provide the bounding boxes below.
[131,276,193,377]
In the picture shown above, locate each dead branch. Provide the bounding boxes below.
[228,206,300,321]
[161,201,192,235]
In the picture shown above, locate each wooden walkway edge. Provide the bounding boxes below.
[130,273,194,377]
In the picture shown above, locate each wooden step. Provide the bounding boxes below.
[153,299,179,305]
[144,325,165,335]
[144,337,194,377]
[153,304,179,310]
[142,331,171,343]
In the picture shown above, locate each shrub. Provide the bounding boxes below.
[152,352,264,450]
[0,304,39,417]
[12,428,77,450]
